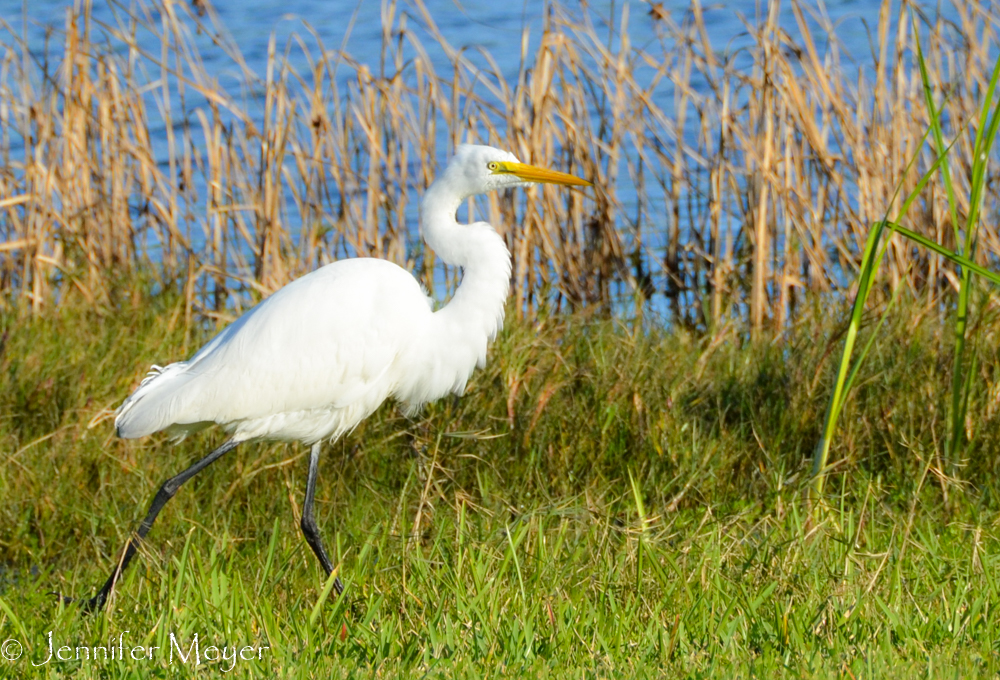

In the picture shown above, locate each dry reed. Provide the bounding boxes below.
[0,0,996,333]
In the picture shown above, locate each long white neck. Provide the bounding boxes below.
[420,182,511,341]
[395,180,510,409]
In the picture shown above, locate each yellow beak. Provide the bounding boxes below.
[493,161,593,187]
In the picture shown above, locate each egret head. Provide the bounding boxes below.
[441,144,592,199]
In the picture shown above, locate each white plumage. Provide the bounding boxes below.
[115,258,435,443]
[78,143,590,610]
[115,145,531,443]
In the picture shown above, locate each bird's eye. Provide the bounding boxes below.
[487,161,500,171]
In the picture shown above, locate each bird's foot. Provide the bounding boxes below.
[50,590,106,614]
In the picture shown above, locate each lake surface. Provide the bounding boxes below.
[6,0,897,94]
[0,0,959,319]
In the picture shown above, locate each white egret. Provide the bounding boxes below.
[77,144,591,610]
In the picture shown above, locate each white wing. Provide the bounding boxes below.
[115,258,432,442]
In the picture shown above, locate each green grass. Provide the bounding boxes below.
[2,293,1000,677]
[812,14,1000,502]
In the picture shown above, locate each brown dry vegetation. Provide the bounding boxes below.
[0,0,997,333]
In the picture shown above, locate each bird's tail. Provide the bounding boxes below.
[114,363,197,439]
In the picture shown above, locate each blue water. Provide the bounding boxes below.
[0,0,956,321]
[4,0,873,75]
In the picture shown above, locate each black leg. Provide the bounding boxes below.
[80,438,240,612]
[300,442,344,595]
